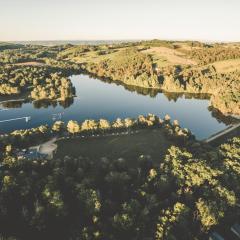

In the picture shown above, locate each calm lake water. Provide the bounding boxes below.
[0,74,232,139]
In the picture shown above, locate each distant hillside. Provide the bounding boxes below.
[0,42,24,50]
[11,40,137,46]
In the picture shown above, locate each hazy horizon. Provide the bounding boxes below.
[5,38,240,44]
[1,0,240,42]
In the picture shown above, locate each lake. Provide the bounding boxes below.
[0,74,233,139]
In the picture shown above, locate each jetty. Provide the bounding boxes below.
[204,122,240,145]
[0,116,31,123]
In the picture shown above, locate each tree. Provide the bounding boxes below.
[52,121,65,133]
[81,120,98,133]
[67,120,80,134]
[98,119,110,132]
[112,118,124,129]
[124,118,134,129]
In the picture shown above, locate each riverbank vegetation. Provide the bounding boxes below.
[85,48,159,88]
[157,65,240,115]
[0,114,192,156]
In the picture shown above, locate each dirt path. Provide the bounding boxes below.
[38,137,58,158]
[30,137,58,159]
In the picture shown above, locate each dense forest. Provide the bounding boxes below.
[158,65,240,115]
[0,124,239,239]
[190,45,240,65]
[85,48,159,88]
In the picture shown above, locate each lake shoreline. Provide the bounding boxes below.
[0,74,237,139]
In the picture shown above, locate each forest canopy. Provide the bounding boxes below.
[0,133,239,240]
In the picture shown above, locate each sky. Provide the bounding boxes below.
[0,0,240,42]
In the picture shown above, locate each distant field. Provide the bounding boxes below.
[71,49,119,63]
[212,59,240,73]
[55,129,175,165]
[142,46,197,67]
[175,43,202,51]
[14,61,45,66]
[0,41,23,50]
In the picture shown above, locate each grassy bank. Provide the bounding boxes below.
[55,129,177,165]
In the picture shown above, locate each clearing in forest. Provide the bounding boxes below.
[55,128,179,165]
[142,46,197,67]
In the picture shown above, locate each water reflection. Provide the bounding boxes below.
[32,98,74,109]
[1,100,24,109]
[85,74,212,101]
[208,106,240,125]
[0,89,210,110]
[0,74,238,139]
[0,97,75,109]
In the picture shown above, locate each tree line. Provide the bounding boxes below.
[0,114,193,156]
[158,65,240,115]
[190,45,240,65]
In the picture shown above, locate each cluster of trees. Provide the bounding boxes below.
[158,65,240,115]
[57,45,98,59]
[190,45,240,65]
[44,58,82,73]
[139,39,176,49]
[30,73,75,101]
[85,48,159,88]
[0,44,71,64]
[0,134,239,239]
[56,43,132,61]
[210,86,240,116]
[0,125,51,153]
[139,39,210,49]
[65,114,191,139]
[0,65,75,101]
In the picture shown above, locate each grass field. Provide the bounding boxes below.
[55,129,176,165]
[70,49,122,64]
[141,46,197,67]
[211,59,240,73]
[66,45,198,67]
